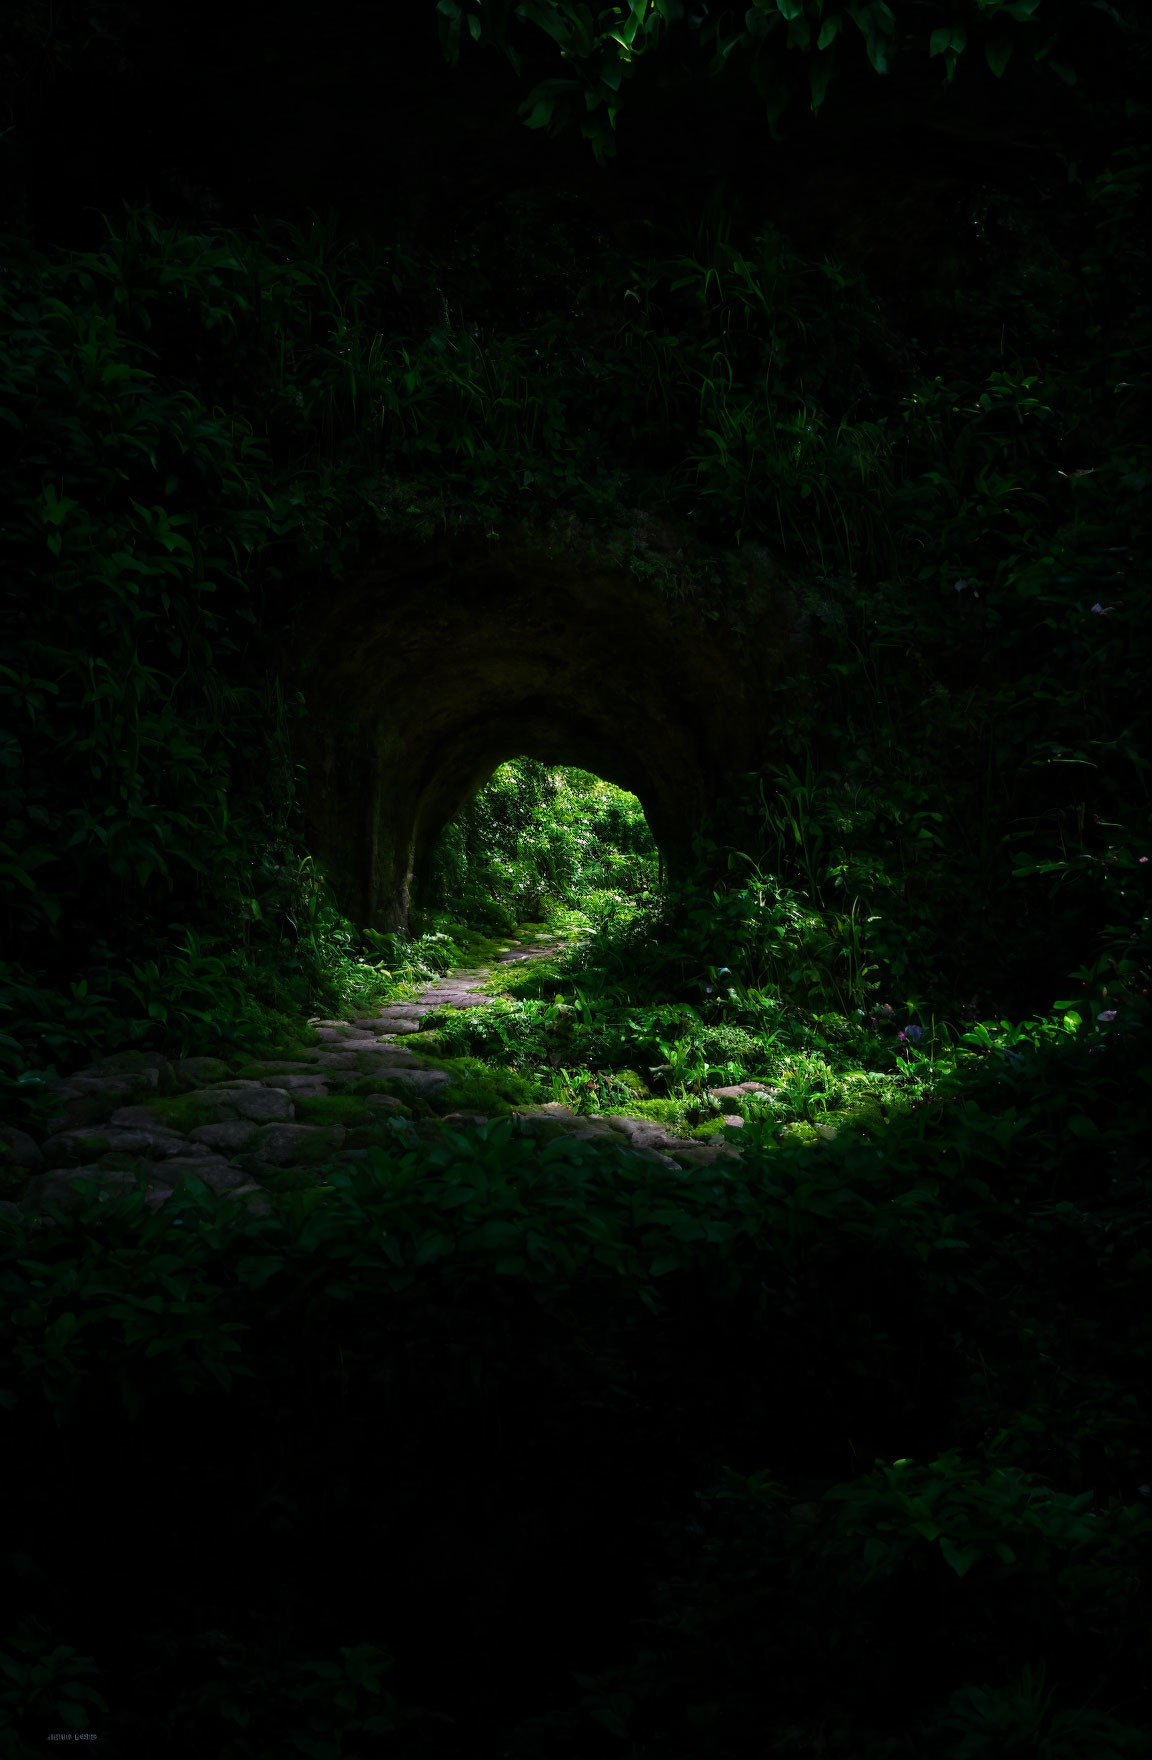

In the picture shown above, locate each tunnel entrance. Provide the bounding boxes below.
[413,758,661,939]
[285,519,823,937]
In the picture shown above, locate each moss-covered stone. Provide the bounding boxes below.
[435,1059,541,1114]
[85,1051,178,1093]
[348,1079,414,1112]
[241,1123,346,1167]
[137,1093,226,1134]
[293,1095,377,1128]
[232,1060,317,1080]
[44,1134,113,1167]
[595,1095,697,1134]
[172,1057,233,1089]
[48,1093,123,1131]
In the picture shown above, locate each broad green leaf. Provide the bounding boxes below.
[940,1537,981,1576]
[518,1,576,52]
[930,24,966,57]
[523,93,556,130]
[985,33,1012,77]
[235,1255,285,1289]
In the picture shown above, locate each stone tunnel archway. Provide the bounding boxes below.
[285,514,824,933]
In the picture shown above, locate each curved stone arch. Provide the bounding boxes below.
[287,520,821,932]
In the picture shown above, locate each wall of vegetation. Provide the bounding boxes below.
[418,761,659,935]
[3,110,1148,1106]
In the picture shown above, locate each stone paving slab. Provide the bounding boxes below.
[508,1107,742,1167]
[191,1122,261,1154]
[246,1122,346,1166]
[159,1156,252,1192]
[106,1104,186,1131]
[207,1087,298,1123]
[259,1074,330,1095]
[42,1126,212,1167]
[708,1081,781,1100]
[0,1125,42,1169]
[373,1068,451,1093]
[173,1057,232,1086]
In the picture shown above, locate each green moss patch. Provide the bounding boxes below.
[44,1135,113,1168]
[141,1093,223,1134]
[169,1057,233,1089]
[479,955,570,997]
[90,1151,166,1174]
[293,1095,377,1128]
[345,1078,414,1112]
[831,1096,889,1140]
[364,1075,438,1111]
[432,1057,542,1114]
[593,1095,697,1133]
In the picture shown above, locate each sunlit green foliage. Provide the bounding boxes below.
[421,759,658,931]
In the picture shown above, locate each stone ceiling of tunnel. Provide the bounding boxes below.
[284,509,828,932]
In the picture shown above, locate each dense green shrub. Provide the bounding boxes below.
[421,761,659,930]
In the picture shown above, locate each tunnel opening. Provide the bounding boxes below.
[411,757,663,943]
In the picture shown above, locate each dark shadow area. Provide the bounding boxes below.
[1,2,1149,1755]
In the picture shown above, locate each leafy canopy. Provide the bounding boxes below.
[437,0,1107,157]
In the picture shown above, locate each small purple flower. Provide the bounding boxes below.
[1098,1009,1118,1023]
[901,1025,923,1044]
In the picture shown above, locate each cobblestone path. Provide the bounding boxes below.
[0,932,767,1230]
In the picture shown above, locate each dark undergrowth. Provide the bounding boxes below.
[1,1002,1149,1757]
